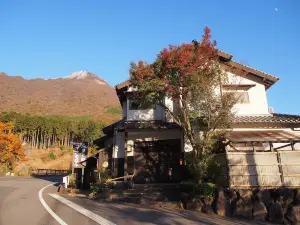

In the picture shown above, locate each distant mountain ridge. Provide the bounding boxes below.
[0,71,121,122]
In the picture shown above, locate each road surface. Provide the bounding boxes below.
[0,176,272,225]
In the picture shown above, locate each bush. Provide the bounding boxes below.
[48,152,56,160]
[180,182,197,194]
[194,183,216,197]
[90,181,111,193]
[180,182,216,198]
[59,146,66,151]
[0,163,10,173]
[89,181,112,198]
[183,151,223,184]
[60,146,73,152]
[99,167,111,182]
[89,168,112,198]
[68,174,76,194]
[14,165,33,176]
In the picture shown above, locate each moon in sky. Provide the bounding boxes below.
[275,8,278,12]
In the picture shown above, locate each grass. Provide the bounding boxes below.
[104,106,122,115]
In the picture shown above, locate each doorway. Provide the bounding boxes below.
[134,139,181,183]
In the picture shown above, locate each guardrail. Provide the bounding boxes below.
[32,169,70,176]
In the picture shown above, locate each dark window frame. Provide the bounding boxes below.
[128,99,154,110]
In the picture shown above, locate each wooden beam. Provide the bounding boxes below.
[276,151,284,185]
[228,163,280,166]
[229,173,281,176]
[124,127,128,182]
[227,142,238,151]
[292,142,295,151]
[274,143,293,151]
[270,142,274,152]
[252,142,256,152]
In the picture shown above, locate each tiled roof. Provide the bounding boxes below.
[233,113,300,124]
[115,80,130,90]
[115,50,278,90]
[217,50,278,82]
[230,60,279,83]
[226,130,300,142]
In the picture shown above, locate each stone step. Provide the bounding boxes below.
[123,192,142,198]
[143,192,166,201]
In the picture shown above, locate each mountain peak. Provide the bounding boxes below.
[64,71,107,85]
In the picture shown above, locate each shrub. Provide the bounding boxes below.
[89,181,112,199]
[68,174,76,194]
[90,181,111,193]
[194,183,216,197]
[180,182,216,198]
[48,152,56,160]
[59,146,66,151]
[99,167,111,182]
[180,182,197,194]
[183,152,223,184]
[89,168,112,198]
[14,165,33,176]
[0,163,10,173]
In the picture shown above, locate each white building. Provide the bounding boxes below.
[95,51,300,184]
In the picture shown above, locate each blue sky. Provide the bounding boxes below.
[0,0,299,114]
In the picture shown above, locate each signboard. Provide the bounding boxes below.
[72,142,88,169]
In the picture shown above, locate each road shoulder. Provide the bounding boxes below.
[52,193,273,225]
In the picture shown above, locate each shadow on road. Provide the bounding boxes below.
[31,175,63,186]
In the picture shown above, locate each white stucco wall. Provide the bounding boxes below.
[122,101,127,119]
[112,132,125,158]
[126,97,172,121]
[127,107,156,121]
[226,72,270,115]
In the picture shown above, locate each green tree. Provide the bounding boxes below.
[0,112,106,149]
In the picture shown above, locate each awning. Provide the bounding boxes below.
[93,135,110,147]
[226,130,300,143]
[124,121,181,130]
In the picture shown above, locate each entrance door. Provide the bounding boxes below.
[134,139,181,183]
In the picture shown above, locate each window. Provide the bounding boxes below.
[224,91,250,104]
[129,100,152,110]
[233,92,250,104]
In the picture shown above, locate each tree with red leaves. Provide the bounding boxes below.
[130,27,235,181]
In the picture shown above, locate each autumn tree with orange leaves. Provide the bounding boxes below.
[130,27,236,181]
[0,122,24,171]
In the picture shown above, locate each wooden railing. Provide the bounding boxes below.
[32,169,70,176]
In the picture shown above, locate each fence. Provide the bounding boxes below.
[32,169,70,176]
[215,150,300,189]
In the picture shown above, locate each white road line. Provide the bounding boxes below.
[49,193,117,225]
[39,184,68,225]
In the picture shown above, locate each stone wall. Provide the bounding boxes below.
[182,188,300,224]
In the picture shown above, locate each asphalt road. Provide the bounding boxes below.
[0,176,273,225]
[0,176,99,225]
